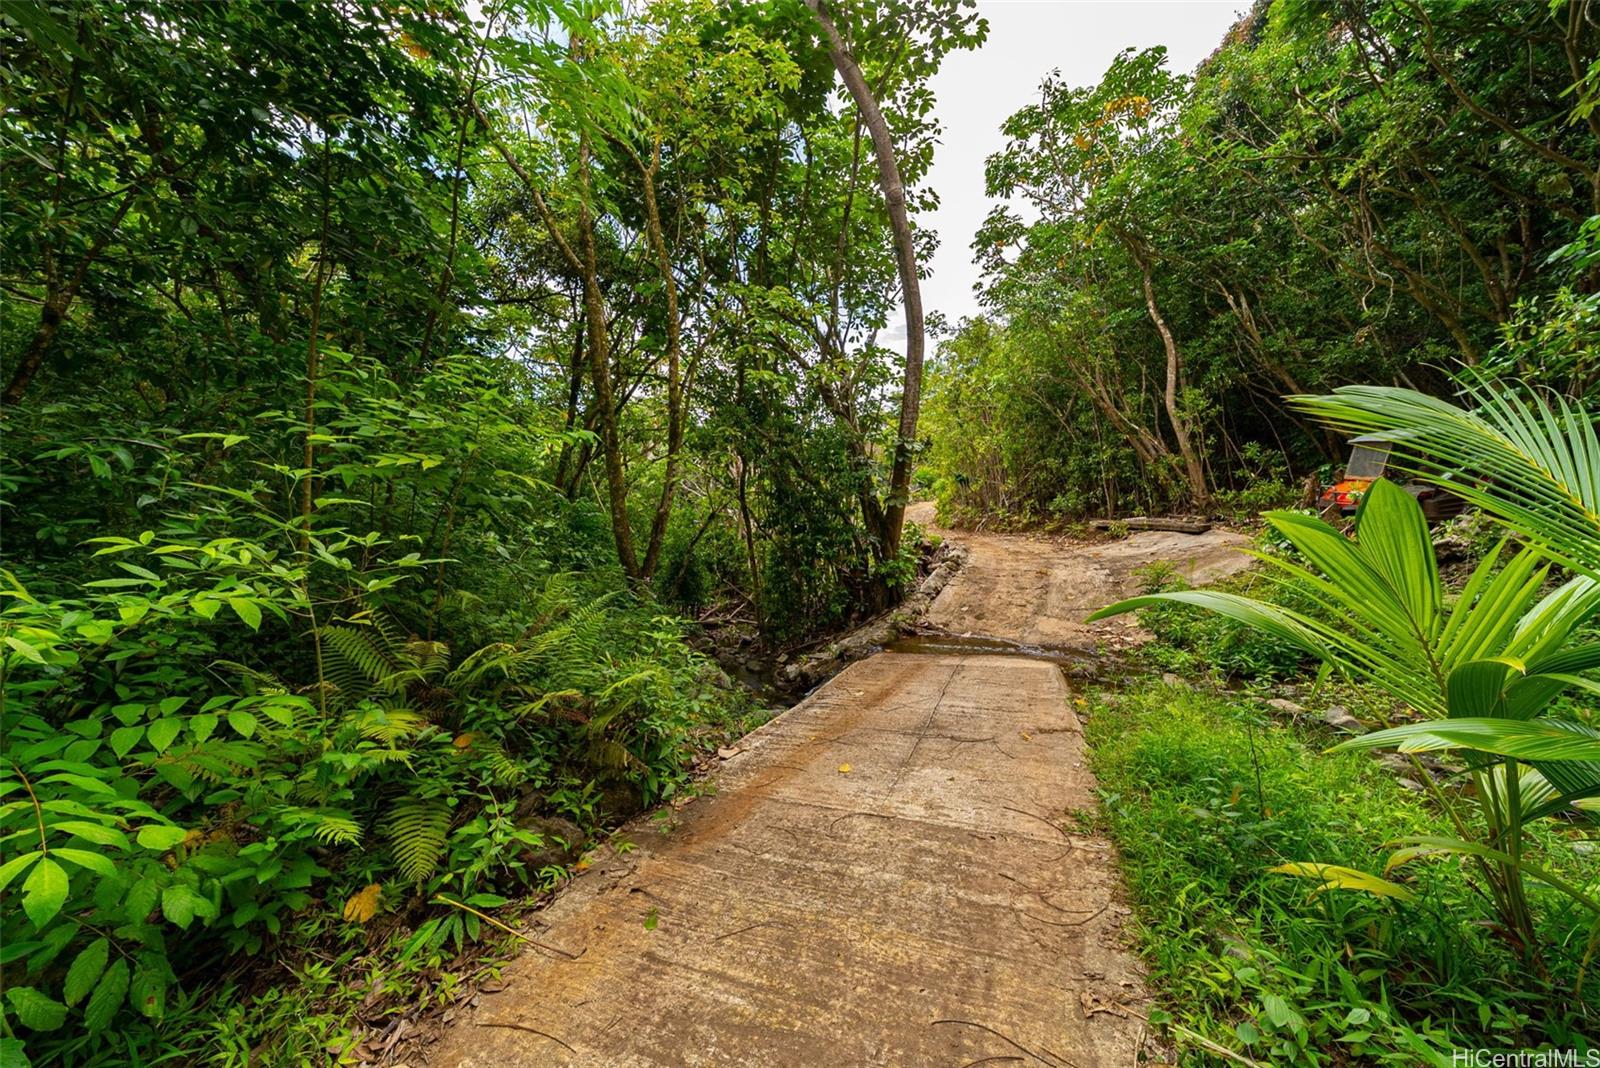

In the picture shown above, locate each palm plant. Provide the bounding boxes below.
[1092,386,1600,964]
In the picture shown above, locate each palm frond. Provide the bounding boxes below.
[1291,385,1600,578]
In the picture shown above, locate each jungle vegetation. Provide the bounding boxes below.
[2,0,1598,1063]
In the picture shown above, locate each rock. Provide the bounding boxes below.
[1160,673,1189,689]
[512,813,586,871]
[1397,777,1425,792]
[1320,705,1363,733]
[1265,697,1303,715]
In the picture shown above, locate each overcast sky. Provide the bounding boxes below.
[908,0,1247,335]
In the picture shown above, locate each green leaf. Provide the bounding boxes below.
[161,883,196,928]
[136,824,188,851]
[53,848,117,878]
[5,987,67,1032]
[130,963,167,1019]
[190,713,218,743]
[124,877,160,923]
[109,725,145,759]
[3,636,46,664]
[22,856,69,928]
[1269,862,1415,902]
[0,851,42,892]
[1333,717,1600,763]
[227,710,258,738]
[228,597,262,631]
[146,718,181,754]
[64,938,110,1006]
[83,958,129,1033]
[0,1036,32,1068]
[55,821,129,850]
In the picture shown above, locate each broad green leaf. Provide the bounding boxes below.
[5,987,67,1031]
[53,848,117,878]
[161,883,196,928]
[83,958,129,1033]
[21,856,69,928]
[146,718,181,754]
[130,963,167,1019]
[228,597,262,630]
[227,710,259,739]
[63,938,110,1006]
[1334,717,1600,763]
[109,725,144,759]
[0,850,42,891]
[55,821,129,850]
[136,824,188,851]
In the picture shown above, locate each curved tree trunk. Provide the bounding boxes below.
[805,0,924,562]
[1129,242,1208,506]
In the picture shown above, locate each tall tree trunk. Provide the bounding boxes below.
[806,0,924,561]
[631,141,685,582]
[570,136,640,577]
[1129,243,1207,506]
[479,104,640,576]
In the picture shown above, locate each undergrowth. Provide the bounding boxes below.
[1083,683,1599,1064]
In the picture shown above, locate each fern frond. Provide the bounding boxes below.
[404,639,451,679]
[210,659,289,695]
[383,797,450,885]
[323,625,400,696]
[514,689,587,720]
[344,702,429,742]
[276,806,362,846]
[475,740,522,785]
[587,737,642,772]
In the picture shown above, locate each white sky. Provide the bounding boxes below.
[909,0,1247,334]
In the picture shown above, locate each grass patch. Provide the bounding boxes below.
[1082,682,1599,1065]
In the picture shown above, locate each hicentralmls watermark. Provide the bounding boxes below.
[1452,1051,1600,1068]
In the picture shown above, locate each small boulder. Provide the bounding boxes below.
[513,813,586,872]
[1321,705,1363,733]
[1265,697,1304,715]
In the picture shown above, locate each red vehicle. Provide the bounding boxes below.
[1318,436,1467,521]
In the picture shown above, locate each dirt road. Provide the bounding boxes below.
[910,501,1253,650]
[421,515,1254,1067]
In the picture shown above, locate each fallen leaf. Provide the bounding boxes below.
[716,746,742,760]
[643,907,659,931]
[343,882,382,924]
[1021,732,1032,741]
[837,763,852,774]
[452,731,476,750]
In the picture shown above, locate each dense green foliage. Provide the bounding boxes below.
[0,0,983,1061]
[5,0,1599,1062]
[1086,683,1598,1063]
[925,0,1600,521]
